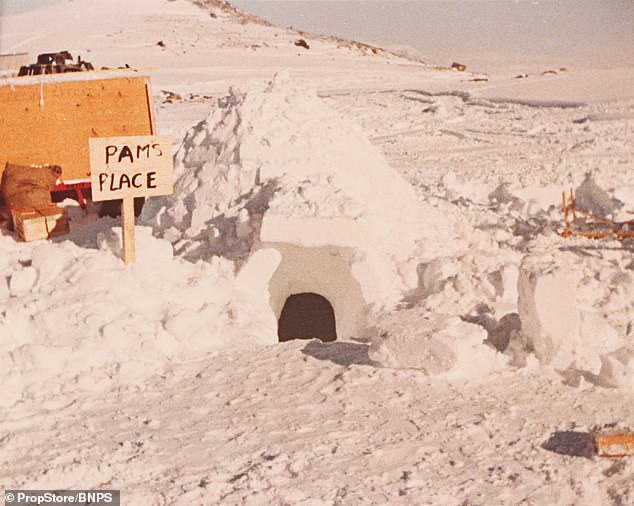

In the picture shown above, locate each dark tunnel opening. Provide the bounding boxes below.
[278,292,337,342]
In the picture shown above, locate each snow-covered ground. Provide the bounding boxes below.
[1,0,634,504]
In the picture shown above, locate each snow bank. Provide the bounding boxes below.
[518,237,634,387]
[0,229,274,408]
[0,70,150,88]
[366,214,523,376]
[368,173,634,387]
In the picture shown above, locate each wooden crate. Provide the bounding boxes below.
[12,204,69,242]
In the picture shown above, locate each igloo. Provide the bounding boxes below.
[143,72,456,343]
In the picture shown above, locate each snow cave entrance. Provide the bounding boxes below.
[278,293,337,342]
[265,243,368,343]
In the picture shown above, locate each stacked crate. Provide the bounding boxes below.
[11,204,69,241]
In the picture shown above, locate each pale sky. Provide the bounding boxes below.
[232,0,634,71]
[1,0,62,15]
[2,0,632,71]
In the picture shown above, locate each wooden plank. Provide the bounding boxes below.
[595,433,634,457]
[89,135,173,201]
[121,197,135,264]
[0,75,154,183]
[145,80,156,135]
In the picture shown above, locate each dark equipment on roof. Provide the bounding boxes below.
[18,51,94,76]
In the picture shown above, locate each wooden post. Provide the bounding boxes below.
[121,197,136,264]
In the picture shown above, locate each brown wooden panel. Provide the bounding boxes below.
[0,75,154,183]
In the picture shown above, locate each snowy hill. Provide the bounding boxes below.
[1,0,634,504]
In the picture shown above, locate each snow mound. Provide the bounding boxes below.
[143,72,461,267]
[368,310,508,379]
[574,173,622,219]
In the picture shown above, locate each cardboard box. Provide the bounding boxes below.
[12,204,69,242]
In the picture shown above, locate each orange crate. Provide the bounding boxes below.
[12,204,69,241]
[595,433,634,457]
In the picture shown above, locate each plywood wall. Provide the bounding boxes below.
[0,75,155,182]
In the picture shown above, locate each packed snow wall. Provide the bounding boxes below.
[239,243,367,340]
[517,240,634,388]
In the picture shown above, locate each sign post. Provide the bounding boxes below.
[89,135,173,264]
[121,196,136,264]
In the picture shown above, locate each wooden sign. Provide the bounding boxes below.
[89,135,173,264]
[89,135,173,201]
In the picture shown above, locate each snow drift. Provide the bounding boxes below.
[0,227,279,408]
